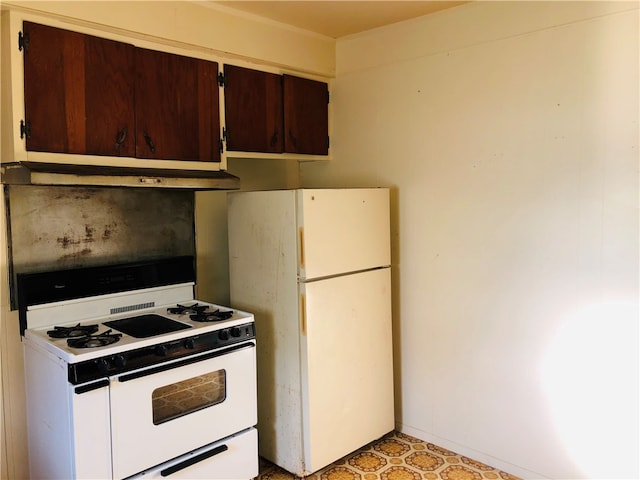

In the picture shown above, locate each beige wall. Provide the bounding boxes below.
[0,0,335,76]
[301,1,639,478]
[0,2,329,476]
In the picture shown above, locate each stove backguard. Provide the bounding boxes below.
[17,256,196,335]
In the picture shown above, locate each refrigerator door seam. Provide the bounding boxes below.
[299,265,391,283]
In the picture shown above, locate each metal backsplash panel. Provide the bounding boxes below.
[6,185,195,308]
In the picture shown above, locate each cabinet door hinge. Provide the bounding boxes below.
[327,89,330,104]
[220,127,228,154]
[20,120,31,139]
[327,136,330,149]
[219,138,224,155]
[18,31,29,52]
[217,72,226,87]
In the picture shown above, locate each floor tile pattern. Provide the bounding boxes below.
[257,431,521,480]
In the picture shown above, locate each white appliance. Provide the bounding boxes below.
[19,257,258,480]
[228,188,394,476]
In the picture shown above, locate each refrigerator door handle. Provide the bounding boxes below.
[299,227,305,269]
[300,294,307,335]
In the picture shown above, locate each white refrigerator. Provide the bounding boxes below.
[227,188,394,476]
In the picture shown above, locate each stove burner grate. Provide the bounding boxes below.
[47,323,99,339]
[67,330,122,349]
[167,303,209,315]
[189,309,234,322]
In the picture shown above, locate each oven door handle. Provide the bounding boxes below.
[160,444,228,477]
[116,341,255,383]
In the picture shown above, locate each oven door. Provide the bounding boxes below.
[109,342,257,479]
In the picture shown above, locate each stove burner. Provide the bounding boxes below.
[47,323,100,339]
[167,303,209,315]
[189,309,234,322]
[67,330,122,349]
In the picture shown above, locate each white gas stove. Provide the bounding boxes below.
[19,257,258,480]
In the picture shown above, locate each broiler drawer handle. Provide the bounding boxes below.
[160,444,228,476]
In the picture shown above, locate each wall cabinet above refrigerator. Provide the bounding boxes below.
[222,65,329,156]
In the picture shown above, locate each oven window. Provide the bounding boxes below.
[152,370,226,425]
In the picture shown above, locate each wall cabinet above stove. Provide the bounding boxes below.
[22,22,136,158]
[222,64,330,157]
[134,47,221,162]
[21,21,221,163]
[1,12,232,187]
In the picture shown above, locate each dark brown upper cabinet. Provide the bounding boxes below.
[222,65,329,156]
[135,48,220,162]
[223,64,283,153]
[22,22,221,162]
[283,74,329,155]
[23,21,136,157]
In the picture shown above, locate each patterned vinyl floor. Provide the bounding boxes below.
[257,431,521,480]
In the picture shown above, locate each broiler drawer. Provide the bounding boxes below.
[126,427,258,479]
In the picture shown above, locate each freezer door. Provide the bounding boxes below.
[298,188,390,280]
[299,267,394,474]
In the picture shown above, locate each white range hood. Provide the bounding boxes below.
[1,161,240,190]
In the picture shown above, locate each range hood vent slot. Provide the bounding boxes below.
[1,162,240,190]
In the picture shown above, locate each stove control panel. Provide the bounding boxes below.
[68,322,255,385]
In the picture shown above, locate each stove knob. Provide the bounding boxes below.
[113,354,127,368]
[96,358,109,372]
[230,327,241,338]
[184,338,195,349]
[218,329,229,341]
[155,344,169,356]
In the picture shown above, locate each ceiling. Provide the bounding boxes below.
[211,1,468,38]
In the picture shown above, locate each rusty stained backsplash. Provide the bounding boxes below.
[5,185,195,308]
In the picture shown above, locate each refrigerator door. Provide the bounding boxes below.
[299,267,394,474]
[297,188,390,280]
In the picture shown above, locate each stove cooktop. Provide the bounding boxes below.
[24,298,254,364]
[24,300,256,385]
[20,257,254,365]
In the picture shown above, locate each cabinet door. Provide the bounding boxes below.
[135,48,220,162]
[223,65,283,153]
[283,75,329,155]
[23,22,135,156]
